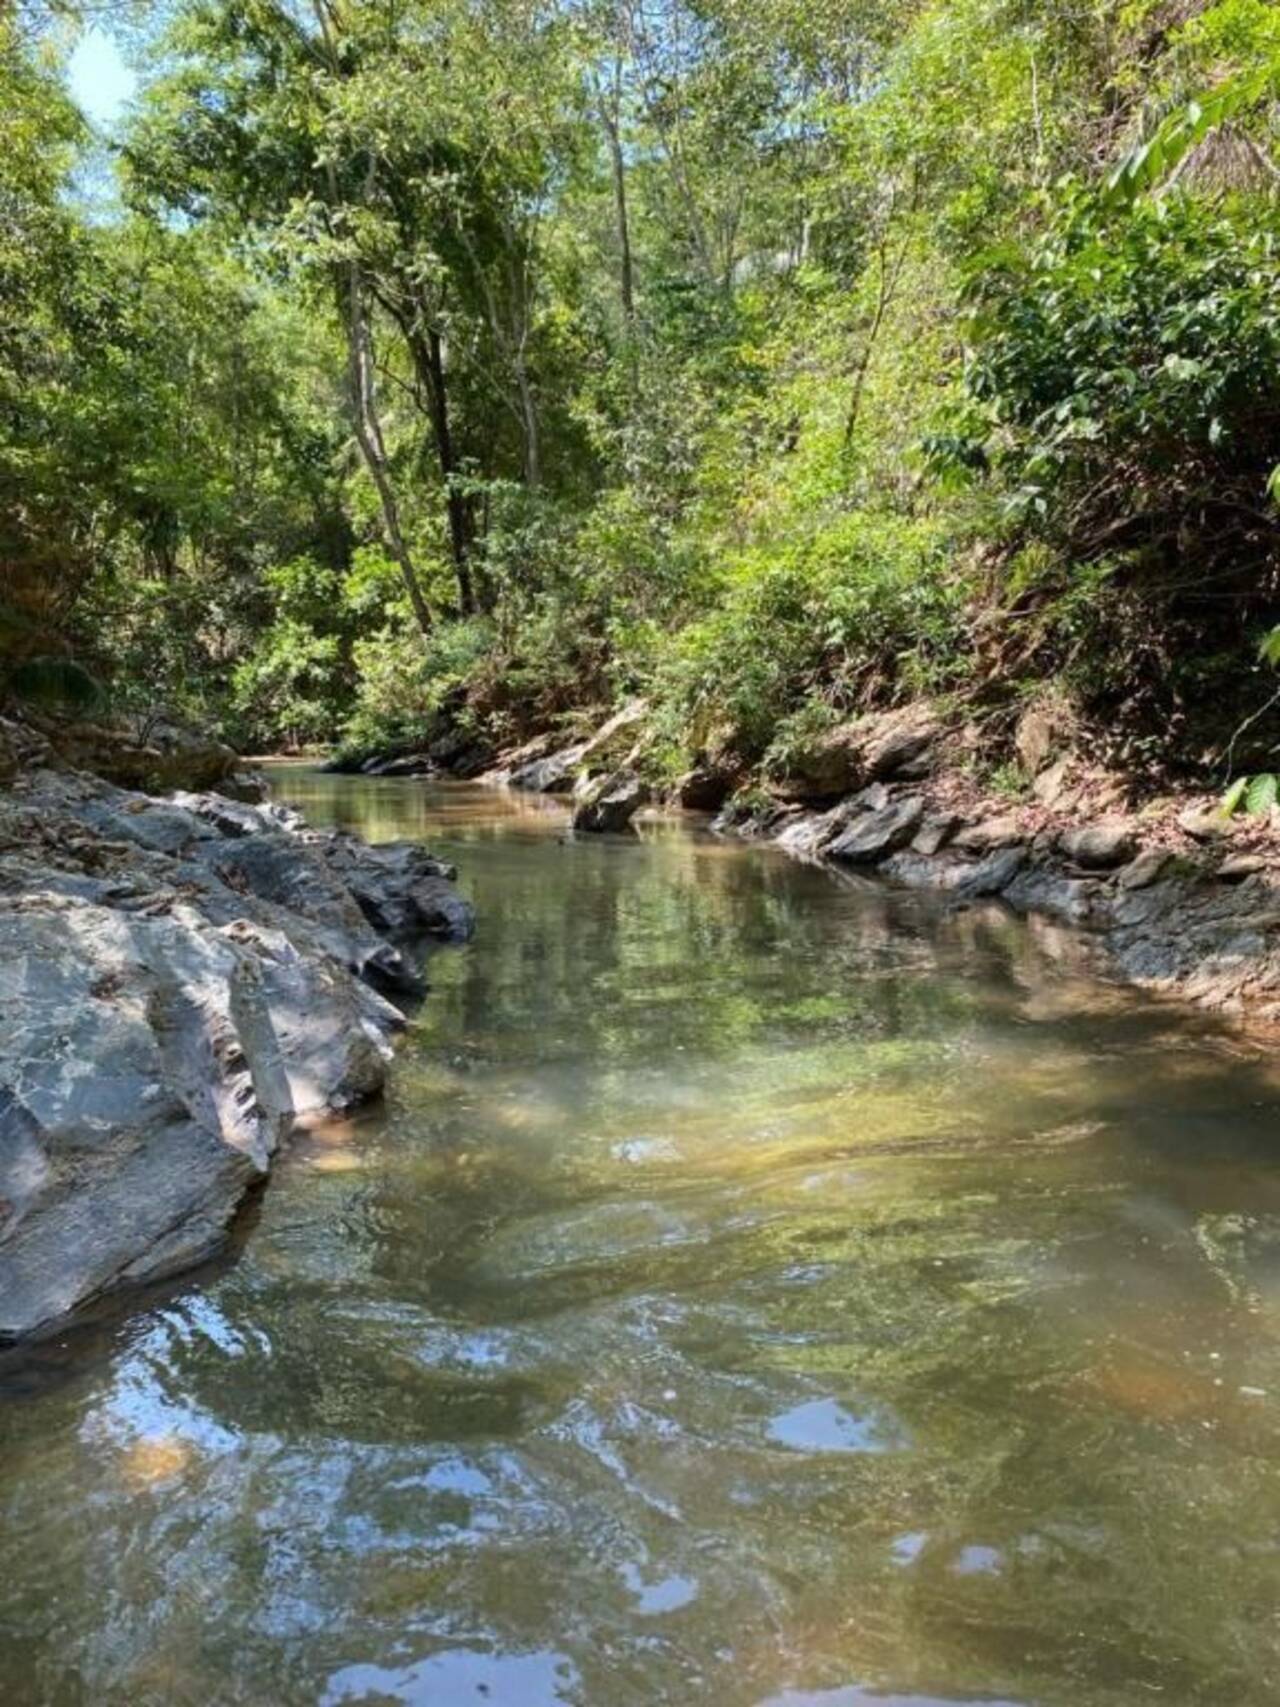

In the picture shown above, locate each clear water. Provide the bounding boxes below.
[3,771,1280,1706]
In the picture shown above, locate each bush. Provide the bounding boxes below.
[960,190,1280,626]
[652,510,964,762]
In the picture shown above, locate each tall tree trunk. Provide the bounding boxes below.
[427,327,476,615]
[601,60,635,324]
[387,305,476,616]
[513,336,541,490]
[341,264,434,638]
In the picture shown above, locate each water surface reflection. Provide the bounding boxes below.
[2,771,1280,1705]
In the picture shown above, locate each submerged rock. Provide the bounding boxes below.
[0,766,470,1340]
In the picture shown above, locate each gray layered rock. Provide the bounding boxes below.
[0,767,471,1340]
[957,845,1028,898]
[510,745,589,793]
[772,707,940,801]
[743,771,1280,1022]
[573,770,648,834]
[827,797,924,863]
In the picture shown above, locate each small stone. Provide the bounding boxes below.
[912,812,962,857]
[827,797,924,864]
[1058,821,1137,870]
[1217,853,1268,881]
[957,846,1027,897]
[953,815,1024,853]
[1178,807,1227,841]
[1117,848,1173,890]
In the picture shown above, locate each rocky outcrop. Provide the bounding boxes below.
[572,769,648,834]
[503,700,652,804]
[827,796,923,863]
[772,706,940,800]
[10,710,249,794]
[0,768,473,1340]
[715,776,1280,1024]
[510,743,590,794]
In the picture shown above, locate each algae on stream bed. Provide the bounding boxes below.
[3,770,1280,1706]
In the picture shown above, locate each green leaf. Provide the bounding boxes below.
[1220,775,1249,816]
[1246,773,1279,816]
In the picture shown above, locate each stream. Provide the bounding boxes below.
[3,770,1280,1705]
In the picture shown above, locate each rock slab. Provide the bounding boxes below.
[0,769,473,1340]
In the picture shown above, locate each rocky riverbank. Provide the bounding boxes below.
[0,736,472,1341]
[450,699,1280,1026]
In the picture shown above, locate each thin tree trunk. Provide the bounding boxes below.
[601,60,635,323]
[386,301,476,615]
[341,263,434,638]
[426,328,476,613]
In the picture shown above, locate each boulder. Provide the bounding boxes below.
[954,815,1025,853]
[774,707,940,800]
[774,726,865,798]
[912,812,962,856]
[957,845,1027,898]
[1058,821,1137,870]
[573,770,648,834]
[0,767,472,1338]
[0,895,290,1340]
[318,836,474,942]
[827,796,924,863]
[510,745,588,794]
[1003,866,1100,924]
[862,707,939,779]
[1118,848,1174,890]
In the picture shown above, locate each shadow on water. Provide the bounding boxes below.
[3,767,1280,1705]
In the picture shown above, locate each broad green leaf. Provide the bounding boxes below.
[1221,776,1250,816]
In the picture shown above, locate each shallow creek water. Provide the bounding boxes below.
[4,772,1280,1705]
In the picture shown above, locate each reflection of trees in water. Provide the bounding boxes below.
[6,775,1280,1706]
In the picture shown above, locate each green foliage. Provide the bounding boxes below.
[7,657,103,714]
[657,513,962,762]
[4,0,1279,771]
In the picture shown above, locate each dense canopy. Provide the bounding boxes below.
[3,0,1279,778]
